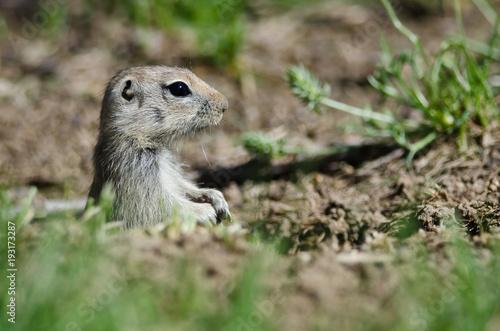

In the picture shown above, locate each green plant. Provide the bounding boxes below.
[241,132,287,159]
[241,131,349,159]
[286,0,499,165]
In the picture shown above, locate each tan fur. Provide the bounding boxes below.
[89,65,230,228]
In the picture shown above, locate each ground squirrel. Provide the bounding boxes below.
[89,65,231,228]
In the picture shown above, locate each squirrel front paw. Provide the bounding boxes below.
[190,189,231,224]
[188,202,218,224]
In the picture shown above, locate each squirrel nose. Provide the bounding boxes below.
[221,100,228,113]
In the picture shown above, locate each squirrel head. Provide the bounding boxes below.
[100,65,228,149]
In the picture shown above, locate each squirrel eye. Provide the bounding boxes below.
[166,82,191,97]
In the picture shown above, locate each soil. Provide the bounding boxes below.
[1,1,499,329]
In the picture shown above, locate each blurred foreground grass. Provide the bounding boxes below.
[0,188,280,331]
[1,188,499,331]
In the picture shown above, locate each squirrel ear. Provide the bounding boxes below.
[121,79,134,101]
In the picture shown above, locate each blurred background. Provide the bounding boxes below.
[0,0,497,199]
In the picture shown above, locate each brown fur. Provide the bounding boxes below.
[89,65,230,228]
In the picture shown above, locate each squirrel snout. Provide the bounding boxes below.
[215,95,228,113]
[221,95,229,113]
